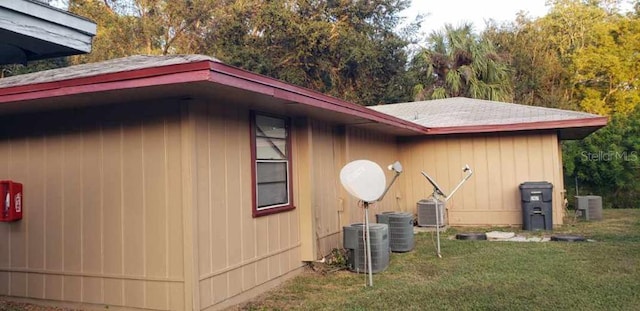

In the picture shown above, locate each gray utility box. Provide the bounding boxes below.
[575,195,603,221]
[376,212,414,252]
[519,182,553,230]
[343,223,390,273]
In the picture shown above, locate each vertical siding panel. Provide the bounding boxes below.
[0,139,9,273]
[103,279,123,309]
[332,127,347,228]
[485,137,503,212]
[444,138,462,211]
[82,128,103,304]
[166,118,184,275]
[543,134,563,223]
[0,141,8,295]
[434,139,451,192]
[1,275,9,297]
[513,137,530,184]
[26,136,45,298]
[527,136,544,181]
[552,137,565,224]
[278,213,290,273]
[121,123,145,308]
[328,126,339,236]
[225,107,243,298]
[499,136,518,212]
[197,106,214,310]
[458,138,475,214]
[62,132,82,302]
[255,220,269,286]
[472,137,489,222]
[166,117,184,310]
[407,140,422,210]
[316,124,326,239]
[267,216,280,279]
[209,107,228,273]
[294,118,315,260]
[44,135,63,300]
[169,283,185,311]
[102,124,123,306]
[10,272,27,297]
[195,113,212,279]
[422,139,438,190]
[199,279,213,309]
[212,274,228,304]
[143,121,169,310]
[541,135,556,184]
[239,110,256,291]
[0,137,9,295]
[9,140,28,278]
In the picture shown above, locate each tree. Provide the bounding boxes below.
[543,0,640,115]
[484,14,574,110]
[487,0,640,114]
[563,107,640,208]
[67,0,218,64]
[411,23,512,101]
[200,0,418,105]
[63,0,418,106]
[0,58,68,78]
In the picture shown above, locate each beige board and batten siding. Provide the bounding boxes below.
[298,121,403,259]
[307,120,343,259]
[191,102,302,311]
[342,127,403,230]
[399,132,565,226]
[0,102,186,310]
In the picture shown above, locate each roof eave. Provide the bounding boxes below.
[425,117,609,138]
[0,59,431,136]
[207,62,431,135]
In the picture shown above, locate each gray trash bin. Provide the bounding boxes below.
[519,182,553,230]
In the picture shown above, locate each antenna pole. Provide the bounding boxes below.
[433,194,442,258]
[364,201,373,286]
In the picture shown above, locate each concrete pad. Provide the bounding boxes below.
[485,231,516,240]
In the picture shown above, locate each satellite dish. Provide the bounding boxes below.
[421,171,447,198]
[340,160,386,202]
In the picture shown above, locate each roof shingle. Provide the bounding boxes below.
[369,97,603,128]
[0,54,219,89]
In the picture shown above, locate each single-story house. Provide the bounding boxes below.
[0,55,606,310]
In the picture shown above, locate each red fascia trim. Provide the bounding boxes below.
[426,116,609,135]
[208,62,432,135]
[0,61,213,103]
[0,71,211,103]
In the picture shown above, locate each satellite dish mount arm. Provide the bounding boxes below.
[377,161,403,202]
[420,165,474,259]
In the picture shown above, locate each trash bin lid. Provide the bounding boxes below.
[519,181,553,189]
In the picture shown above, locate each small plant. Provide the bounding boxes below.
[326,248,348,268]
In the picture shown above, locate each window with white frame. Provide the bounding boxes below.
[251,113,294,216]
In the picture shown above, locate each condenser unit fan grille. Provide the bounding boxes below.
[417,199,445,227]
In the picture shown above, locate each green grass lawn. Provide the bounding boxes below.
[241,209,640,310]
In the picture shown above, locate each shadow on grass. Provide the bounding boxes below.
[239,209,640,311]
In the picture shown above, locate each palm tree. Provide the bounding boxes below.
[412,23,512,101]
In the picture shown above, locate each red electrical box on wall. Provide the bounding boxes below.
[0,180,23,222]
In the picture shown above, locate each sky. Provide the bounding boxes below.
[404,0,551,34]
